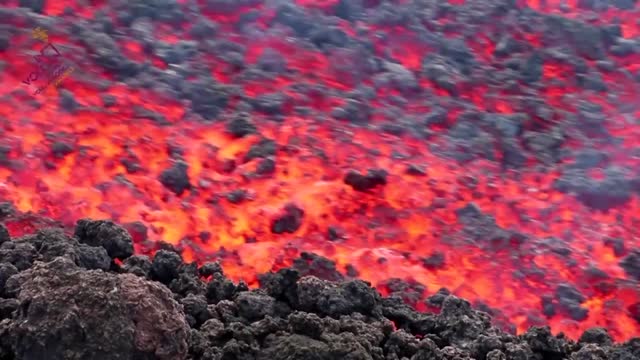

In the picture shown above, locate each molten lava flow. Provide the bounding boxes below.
[1,0,640,341]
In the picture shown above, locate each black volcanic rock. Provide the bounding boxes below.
[190,17,219,39]
[292,252,344,282]
[226,113,257,138]
[251,93,287,115]
[151,249,183,284]
[455,202,515,248]
[554,168,633,211]
[332,98,372,124]
[245,138,277,161]
[579,327,613,346]
[159,161,191,196]
[296,276,381,317]
[572,22,607,60]
[19,0,45,13]
[523,128,565,165]
[0,29,9,52]
[256,48,287,74]
[74,219,134,260]
[180,293,210,327]
[185,78,230,120]
[0,224,9,246]
[0,241,36,272]
[199,261,224,277]
[612,0,637,9]
[0,224,637,359]
[76,244,111,271]
[344,169,388,192]
[274,3,315,36]
[620,250,640,281]
[334,0,364,20]
[556,284,589,321]
[82,32,140,79]
[521,52,544,84]
[271,204,304,234]
[0,263,18,298]
[122,254,153,277]
[256,157,276,176]
[206,272,238,304]
[310,26,349,50]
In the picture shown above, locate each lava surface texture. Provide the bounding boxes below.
[1,0,640,343]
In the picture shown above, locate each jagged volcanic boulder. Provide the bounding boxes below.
[4,256,189,360]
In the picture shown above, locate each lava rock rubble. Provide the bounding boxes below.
[0,220,638,360]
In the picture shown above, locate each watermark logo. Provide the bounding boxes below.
[22,27,75,95]
[32,27,48,42]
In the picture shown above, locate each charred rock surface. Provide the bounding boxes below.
[6,257,189,360]
[0,220,638,360]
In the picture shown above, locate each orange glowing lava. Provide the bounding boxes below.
[1,0,639,342]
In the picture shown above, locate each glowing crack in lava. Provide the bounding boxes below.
[1,0,640,342]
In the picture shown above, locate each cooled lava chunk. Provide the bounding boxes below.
[151,249,184,284]
[245,138,277,161]
[422,251,446,269]
[555,284,589,321]
[344,169,388,192]
[0,237,37,272]
[199,261,224,277]
[19,0,45,13]
[17,227,111,272]
[291,252,345,282]
[579,327,613,346]
[553,166,634,211]
[74,219,134,259]
[0,263,18,298]
[271,204,305,234]
[122,254,153,277]
[5,257,189,360]
[0,203,15,219]
[0,223,9,245]
[184,78,230,120]
[455,202,516,248]
[296,276,381,317]
[158,161,191,196]
[226,113,257,138]
[0,30,9,52]
[620,250,640,281]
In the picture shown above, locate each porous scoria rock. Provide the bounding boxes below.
[5,256,189,360]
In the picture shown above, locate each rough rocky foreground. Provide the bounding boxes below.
[0,219,637,360]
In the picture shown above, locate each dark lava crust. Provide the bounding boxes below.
[0,219,638,360]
